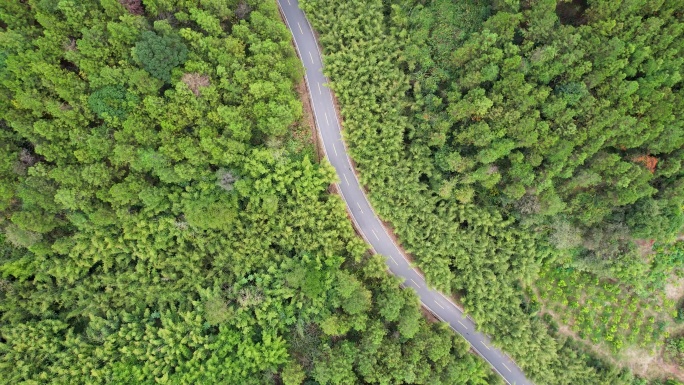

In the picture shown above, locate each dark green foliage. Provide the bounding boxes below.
[0,1,493,384]
[132,31,188,82]
[665,335,684,366]
[402,0,684,249]
[87,85,137,120]
[300,0,683,383]
[0,124,21,213]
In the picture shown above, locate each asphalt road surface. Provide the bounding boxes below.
[277,1,533,384]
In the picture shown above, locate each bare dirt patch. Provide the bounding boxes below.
[628,345,684,381]
[635,238,656,258]
[653,353,684,382]
[666,277,684,301]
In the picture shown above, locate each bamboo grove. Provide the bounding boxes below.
[0,1,499,384]
[300,0,683,383]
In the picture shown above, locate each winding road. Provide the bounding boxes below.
[277,1,533,384]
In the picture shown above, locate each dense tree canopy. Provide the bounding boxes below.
[3,0,682,383]
[301,0,683,383]
[0,1,496,384]
[403,0,684,250]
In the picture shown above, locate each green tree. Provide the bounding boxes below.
[281,361,306,385]
[88,85,137,121]
[132,31,188,82]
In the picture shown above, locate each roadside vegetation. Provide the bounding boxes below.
[0,1,496,384]
[300,0,683,383]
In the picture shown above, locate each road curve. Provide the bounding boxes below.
[277,1,533,384]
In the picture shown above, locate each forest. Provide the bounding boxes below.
[299,0,683,383]
[0,1,499,384]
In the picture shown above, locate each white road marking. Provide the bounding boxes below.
[308,51,315,64]
[356,202,364,213]
[317,82,322,95]
[458,320,467,328]
[371,229,380,240]
[332,143,338,156]
[343,174,350,186]
[324,112,329,125]
[297,22,304,34]
[389,255,399,265]
[434,300,445,309]
[502,363,511,372]
[410,278,420,288]
[481,341,490,350]
[287,0,291,4]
